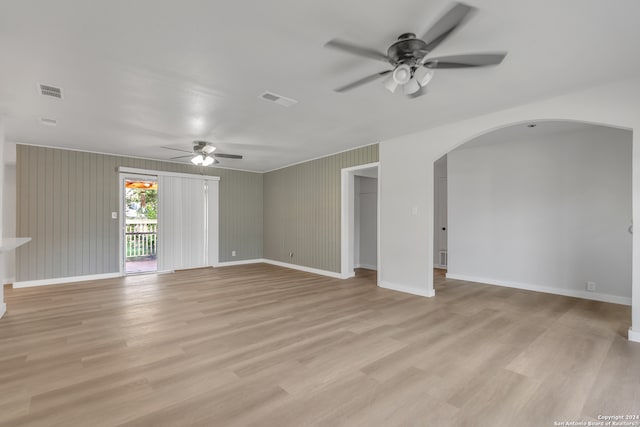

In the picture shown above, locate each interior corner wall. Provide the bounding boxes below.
[263,144,378,273]
[448,126,632,300]
[3,164,16,283]
[433,156,447,266]
[15,145,263,282]
[0,118,4,313]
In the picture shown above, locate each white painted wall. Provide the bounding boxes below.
[447,126,631,303]
[434,156,447,267]
[378,76,640,341]
[3,165,16,284]
[355,176,377,270]
[0,119,5,317]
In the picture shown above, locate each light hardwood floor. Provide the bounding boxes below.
[0,265,638,426]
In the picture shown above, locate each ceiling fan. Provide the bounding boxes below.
[325,2,507,98]
[163,141,243,166]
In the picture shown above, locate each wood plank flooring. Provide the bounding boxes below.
[0,265,638,426]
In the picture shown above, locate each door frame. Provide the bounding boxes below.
[118,171,159,275]
[340,162,380,281]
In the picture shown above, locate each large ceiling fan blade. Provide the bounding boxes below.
[214,153,243,159]
[170,155,193,160]
[162,146,193,154]
[335,70,392,93]
[420,2,474,54]
[325,39,390,63]
[424,52,507,68]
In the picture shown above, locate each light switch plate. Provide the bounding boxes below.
[111,212,117,219]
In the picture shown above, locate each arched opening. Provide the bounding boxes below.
[431,120,633,314]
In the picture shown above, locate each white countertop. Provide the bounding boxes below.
[0,237,31,253]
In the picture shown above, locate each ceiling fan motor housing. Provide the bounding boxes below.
[387,33,428,66]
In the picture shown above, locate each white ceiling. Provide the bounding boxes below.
[1,0,639,172]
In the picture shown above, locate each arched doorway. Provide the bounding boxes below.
[433,120,632,308]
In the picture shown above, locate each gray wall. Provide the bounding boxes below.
[16,145,263,281]
[263,144,378,273]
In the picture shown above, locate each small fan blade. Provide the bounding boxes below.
[406,86,428,99]
[420,3,474,54]
[335,70,392,93]
[162,146,193,154]
[170,155,193,159]
[325,39,390,63]
[424,52,507,68]
[214,153,243,159]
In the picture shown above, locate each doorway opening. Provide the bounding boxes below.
[341,162,379,283]
[432,121,632,305]
[123,177,158,274]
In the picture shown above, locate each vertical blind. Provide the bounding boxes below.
[154,173,219,272]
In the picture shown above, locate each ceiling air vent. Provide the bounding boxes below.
[39,117,57,126]
[38,83,63,99]
[258,91,298,107]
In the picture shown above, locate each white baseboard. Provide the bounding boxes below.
[629,327,640,343]
[0,303,6,319]
[262,259,349,279]
[216,259,265,267]
[445,273,632,306]
[379,281,435,298]
[3,277,15,285]
[13,272,123,289]
[215,258,351,279]
[355,263,377,271]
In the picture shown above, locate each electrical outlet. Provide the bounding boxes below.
[289,251,294,258]
[586,281,596,292]
[231,251,236,257]
[111,212,117,219]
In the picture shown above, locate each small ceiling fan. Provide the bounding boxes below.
[163,141,243,166]
[325,2,507,98]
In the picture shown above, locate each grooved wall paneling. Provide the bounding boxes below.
[263,144,378,273]
[16,145,263,281]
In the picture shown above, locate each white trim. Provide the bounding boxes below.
[265,143,379,173]
[0,303,6,319]
[341,162,381,282]
[629,327,640,343]
[13,272,123,288]
[215,259,265,267]
[355,264,378,271]
[446,273,632,306]
[118,167,221,181]
[3,277,15,285]
[263,259,352,279]
[379,281,436,298]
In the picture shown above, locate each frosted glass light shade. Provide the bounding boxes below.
[191,154,204,165]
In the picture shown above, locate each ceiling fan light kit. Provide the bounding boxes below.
[325,2,507,98]
[392,64,412,85]
[191,154,204,165]
[164,141,242,166]
[404,78,421,95]
[414,66,434,87]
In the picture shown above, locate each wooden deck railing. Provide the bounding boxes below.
[126,219,157,258]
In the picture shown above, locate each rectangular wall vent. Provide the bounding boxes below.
[258,91,298,107]
[439,250,448,267]
[39,117,57,126]
[39,83,63,99]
